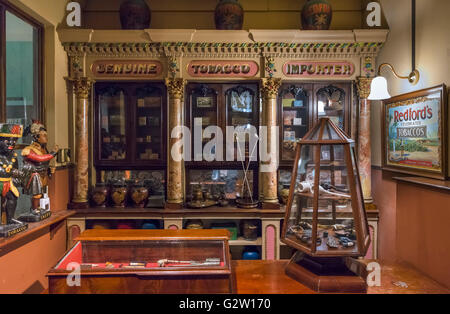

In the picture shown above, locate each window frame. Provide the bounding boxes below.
[0,0,44,124]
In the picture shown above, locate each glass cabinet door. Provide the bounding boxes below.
[188,85,220,160]
[279,84,311,161]
[315,84,349,133]
[98,87,127,161]
[135,86,164,162]
[226,85,258,161]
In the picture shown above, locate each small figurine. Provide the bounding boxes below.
[0,124,28,237]
[19,120,59,222]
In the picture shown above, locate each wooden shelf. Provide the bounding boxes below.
[230,237,262,246]
[0,210,75,254]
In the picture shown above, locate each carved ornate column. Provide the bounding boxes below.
[357,77,375,207]
[69,77,93,208]
[165,78,186,209]
[260,78,282,209]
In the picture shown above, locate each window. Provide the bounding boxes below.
[0,1,43,143]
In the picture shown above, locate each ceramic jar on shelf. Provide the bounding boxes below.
[91,183,109,207]
[214,0,244,30]
[111,181,128,208]
[301,0,332,30]
[120,0,151,29]
[130,181,149,208]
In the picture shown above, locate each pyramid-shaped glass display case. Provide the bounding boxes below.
[281,118,371,292]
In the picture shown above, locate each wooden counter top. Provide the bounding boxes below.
[232,260,449,294]
[0,210,75,256]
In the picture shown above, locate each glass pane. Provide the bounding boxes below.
[99,88,126,160]
[316,86,345,131]
[5,11,40,144]
[135,87,163,161]
[315,144,357,254]
[227,87,256,161]
[351,146,370,243]
[191,87,218,160]
[285,144,315,251]
[186,169,254,204]
[281,86,309,160]
[57,240,227,270]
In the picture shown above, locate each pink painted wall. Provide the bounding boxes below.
[0,220,67,294]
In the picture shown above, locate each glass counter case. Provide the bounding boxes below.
[48,229,234,294]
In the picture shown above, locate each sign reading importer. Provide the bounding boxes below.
[188,60,259,78]
[283,61,354,77]
[92,60,163,77]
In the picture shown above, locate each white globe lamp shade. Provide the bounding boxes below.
[368,76,391,100]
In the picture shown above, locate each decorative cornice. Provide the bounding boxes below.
[357,77,373,100]
[261,78,282,99]
[68,77,94,99]
[165,78,187,99]
[62,41,385,59]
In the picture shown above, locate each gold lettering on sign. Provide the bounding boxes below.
[92,61,161,77]
[284,61,355,77]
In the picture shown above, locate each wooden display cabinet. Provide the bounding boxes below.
[48,229,235,294]
[185,83,260,203]
[94,82,167,169]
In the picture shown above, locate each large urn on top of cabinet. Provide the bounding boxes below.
[281,118,371,293]
[214,0,244,30]
[120,0,151,29]
[301,0,332,30]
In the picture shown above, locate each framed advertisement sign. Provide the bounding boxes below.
[382,84,448,179]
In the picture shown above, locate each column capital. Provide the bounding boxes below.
[165,78,187,99]
[261,78,282,100]
[68,77,94,99]
[357,77,373,100]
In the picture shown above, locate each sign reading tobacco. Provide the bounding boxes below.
[92,60,163,77]
[188,60,259,77]
[283,61,355,77]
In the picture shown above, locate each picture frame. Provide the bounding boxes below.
[382,84,448,180]
[197,96,214,108]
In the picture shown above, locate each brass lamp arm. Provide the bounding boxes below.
[377,63,420,85]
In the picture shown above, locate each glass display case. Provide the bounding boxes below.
[282,117,370,257]
[48,229,234,294]
[280,117,370,293]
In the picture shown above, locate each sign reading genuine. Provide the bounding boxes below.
[283,61,354,77]
[188,60,259,77]
[92,60,163,77]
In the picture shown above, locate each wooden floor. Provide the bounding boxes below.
[233,260,450,294]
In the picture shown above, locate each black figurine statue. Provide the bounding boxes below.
[18,120,58,222]
[0,124,28,237]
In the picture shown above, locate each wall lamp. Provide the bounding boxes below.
[368,0,420,100]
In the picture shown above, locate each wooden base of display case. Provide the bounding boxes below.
[285,252,367,293]
[261,202,281,210]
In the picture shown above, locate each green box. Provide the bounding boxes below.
[211,222,238,240]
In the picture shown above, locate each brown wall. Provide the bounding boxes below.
[371,168,397,262]
[396,182,450,288]
[0,220,67,294]
[48,168,72,212]
[82,0,378,30]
